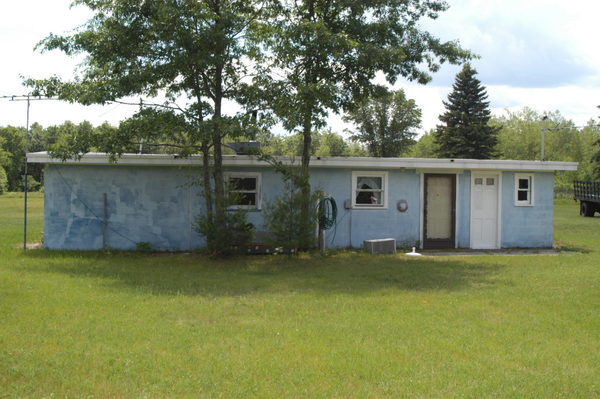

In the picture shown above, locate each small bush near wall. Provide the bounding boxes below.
[195,210,253,256]
[263,182,318,251]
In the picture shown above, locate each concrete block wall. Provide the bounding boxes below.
[43,164,556,250]
[500,172,554,248]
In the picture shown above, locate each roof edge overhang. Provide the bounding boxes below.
[26,151,579,172]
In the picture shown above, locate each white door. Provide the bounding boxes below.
[470,174,499,249]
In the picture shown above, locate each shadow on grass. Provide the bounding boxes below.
[555,245,592,254]
[20,250,503,297]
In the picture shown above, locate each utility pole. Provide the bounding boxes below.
[541,115,548,161]
[1,94,58,249]
[24,96,31,250]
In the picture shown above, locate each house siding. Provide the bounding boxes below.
[231,167,423,249]
[43,164,557,251]
[44,165,203,250]
[323,168,421,248]
[500,172,554,248]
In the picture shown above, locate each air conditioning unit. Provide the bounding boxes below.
[363,238,396,254]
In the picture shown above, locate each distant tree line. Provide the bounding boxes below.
[0,121,115,193]
[409,108,600,191]
[2,105,599,194]
[0,121,364,193]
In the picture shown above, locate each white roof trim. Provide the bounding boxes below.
[26,151,579,171]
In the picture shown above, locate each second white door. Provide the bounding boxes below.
[470,174,499,249]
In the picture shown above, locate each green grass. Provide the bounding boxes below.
[1,195,598,398]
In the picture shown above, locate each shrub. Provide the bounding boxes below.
[262,181,318,251]
[195,209,254,256]
[23,175,41,192]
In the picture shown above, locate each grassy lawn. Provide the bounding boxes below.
[1,195,598,398]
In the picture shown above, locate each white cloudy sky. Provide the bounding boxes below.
[1,0,599,135]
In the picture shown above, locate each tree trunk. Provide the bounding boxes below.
[212,66,226,253]
[201,139,212,222]
[206,0,227,254]
[299,108,313,250]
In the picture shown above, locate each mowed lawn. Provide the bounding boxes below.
[1,195,598,398]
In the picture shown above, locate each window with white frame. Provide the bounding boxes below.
[352,171,388,208]
[515,174,534,206]
[226,172,261,209]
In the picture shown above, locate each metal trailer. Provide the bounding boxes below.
[573,181,600,217]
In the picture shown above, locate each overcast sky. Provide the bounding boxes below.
[1,0,599,136]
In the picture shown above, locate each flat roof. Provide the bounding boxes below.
[27,151,579,172]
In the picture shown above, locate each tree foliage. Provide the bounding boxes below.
[407,129,437,158]
[256,0,470,247]
[434,64,499,159]
[0,136,10,168]
[265,0,471,144]
[0,121,116,192]
[0,167,7,194]
[25,0,272,254]
[587,110,600,181]
[258,129,366,157]
[491,108,600,190]
[0,136,10,194]
[344,89,421,157]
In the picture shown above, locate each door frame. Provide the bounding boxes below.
[469,171,502,249]
[421,173,457,249]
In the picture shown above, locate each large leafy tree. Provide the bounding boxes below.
[434,64,499,159]
[344,89,421,157]
[261,0,471,246]
[25,0,270,254]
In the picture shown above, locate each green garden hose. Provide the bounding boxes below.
[318,196,337,230]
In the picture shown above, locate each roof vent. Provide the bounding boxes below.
[225,141,261,155]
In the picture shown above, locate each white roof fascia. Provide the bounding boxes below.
[26,152,579,172]
[26,152,200,166]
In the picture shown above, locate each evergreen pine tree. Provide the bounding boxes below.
[434,64,499,159]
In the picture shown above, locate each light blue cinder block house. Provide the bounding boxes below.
[28,152,577,251]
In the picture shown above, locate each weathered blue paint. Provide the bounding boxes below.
[312,168,422,248]
[44,165,204,250]
[500,172,554,248]
[226,167,423,248]
[43,163,558,250]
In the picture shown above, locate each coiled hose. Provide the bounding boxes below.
[318,196,337,230]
